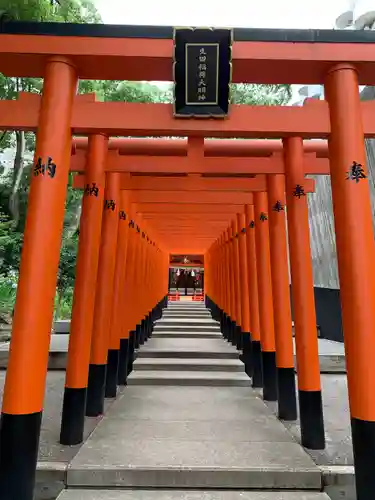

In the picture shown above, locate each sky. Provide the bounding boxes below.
[94,0,351,30]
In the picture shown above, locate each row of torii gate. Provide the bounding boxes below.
[0,22,375,500]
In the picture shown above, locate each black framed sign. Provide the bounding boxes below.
[173,27,233,118]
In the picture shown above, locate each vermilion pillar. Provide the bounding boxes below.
[283,137,325,449]
[122,220,137,376]
[60,134,107,445]
[105,191,130,397]
[237,212,252,372]
[253,192,277,401]
[219,234,228,334]
[232,218,242,349]
[267,174,297,421]
[325,64,375,497]
[134,226,145,347]
[245,204,262,386]
[227,227,237,344]
[86,172,120,417]
[0,57,77,500]
[221,232,231,340]
[117,219,131,385]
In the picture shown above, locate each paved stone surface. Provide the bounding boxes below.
[266,374,352,467]
[0,371,110,463]
[68,386,320,489]
[321,465,355,500]
[57,490,332,500]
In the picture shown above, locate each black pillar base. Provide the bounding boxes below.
[223,314,230,340]
[251,340,263,388]
[86,364,106,417]
[299,390,325,449]
[135,324,141,349]
[262,351,278,401]
[276,367,297,421]
[236,326,243,350]
[127,331,136,375]
[220,311,226,337]
[139,320,145,345]
[351,417,375,500]
[60,387,87,445]
[0,411,42,500]
[118,338,129,385]
[147,315,153,338]
[230,321,237,346]
[105,349,119,398]
[242,332,253,377]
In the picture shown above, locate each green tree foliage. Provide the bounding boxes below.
[0,0,292,319]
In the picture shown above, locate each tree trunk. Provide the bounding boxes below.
[9,129,25,226]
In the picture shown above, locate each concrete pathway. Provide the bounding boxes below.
[63,302,325,499]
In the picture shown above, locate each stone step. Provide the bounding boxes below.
[127,370,252,387]
[137,349,239,360]
[133,357,245,372]
[162,313,212,318]
[166,302,208,311]
[164,307,209,310]
[66,386,322,490]
[156,318,219,324]
[154,325,221,332]
[152,331,222,339]
[57,490,331,500]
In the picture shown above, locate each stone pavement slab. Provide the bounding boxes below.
[281,374,353,467]
[68,386,321,489]
[57,490,331,500]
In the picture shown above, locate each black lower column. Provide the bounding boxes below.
[86,364,107,416]
[251,340,263,388]
[135,324,141,349]
[277,367,297,421]
[0,411,42,500]
[242,332,253,377]
[236,326,243,350]
[351,417,375,500]
[262,351,278,401]
[60,387,87,445]
[105,349,119,398]
[299,390,325,449]
[230,321,237,345]
[118,338,129,385]
[127,331,136,375]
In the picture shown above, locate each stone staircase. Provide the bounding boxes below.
[127,301,250,387]
[57,301,331,500]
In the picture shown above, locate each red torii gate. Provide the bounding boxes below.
[0,21,374,500]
